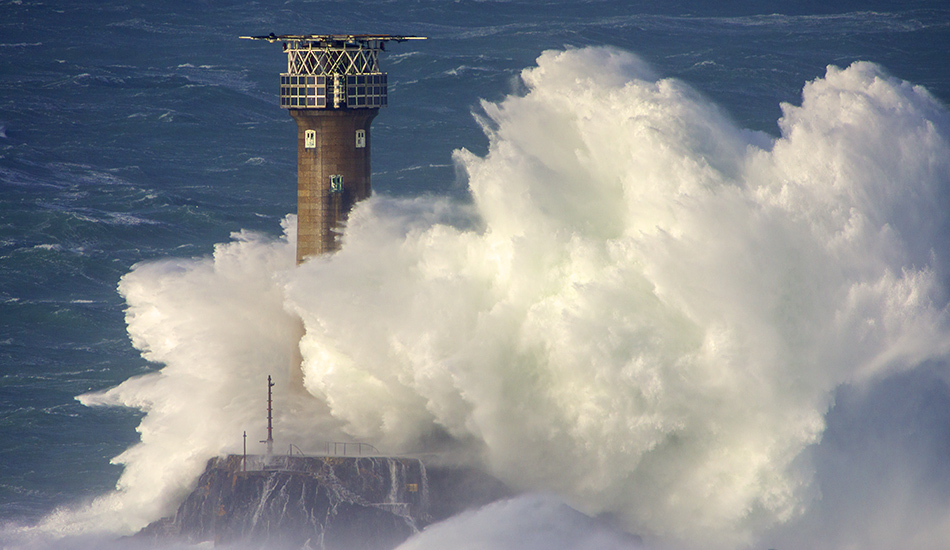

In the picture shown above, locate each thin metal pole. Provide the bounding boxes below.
[243,430,247,472]
[266,375,274,456]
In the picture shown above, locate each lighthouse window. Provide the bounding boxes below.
[279,73,336,110]
[330,174,343,193]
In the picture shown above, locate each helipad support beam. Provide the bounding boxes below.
[242,34,426,263]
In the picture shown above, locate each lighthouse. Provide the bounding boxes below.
[242,34,425,263]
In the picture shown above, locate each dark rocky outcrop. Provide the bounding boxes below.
[138,454,510,549]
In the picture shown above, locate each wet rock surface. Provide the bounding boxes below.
[138,454,510,548]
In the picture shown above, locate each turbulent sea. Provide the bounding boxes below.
[2,1,950,549]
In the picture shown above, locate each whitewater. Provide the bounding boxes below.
[8,47,950,550]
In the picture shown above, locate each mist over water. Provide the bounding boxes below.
[10,47,950,549]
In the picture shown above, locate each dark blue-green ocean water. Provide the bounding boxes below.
[1,0,949,543]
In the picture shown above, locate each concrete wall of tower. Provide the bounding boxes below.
[290,108,378,263]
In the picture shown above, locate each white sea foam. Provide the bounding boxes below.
[15,47,950,549]
[396,494,644,550]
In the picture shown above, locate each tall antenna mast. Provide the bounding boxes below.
[263,375,274,456]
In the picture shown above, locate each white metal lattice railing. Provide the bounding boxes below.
[286,43,381,76]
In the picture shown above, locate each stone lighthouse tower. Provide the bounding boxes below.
[243,34,425,263]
